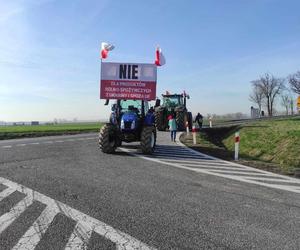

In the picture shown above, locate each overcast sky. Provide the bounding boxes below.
[1,0,300,122]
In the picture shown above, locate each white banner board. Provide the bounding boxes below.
[100,62,157,100]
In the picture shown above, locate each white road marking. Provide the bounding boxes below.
[244,177,298,183]
[0,195,34,234]
[64,221,92,250]
[28,142,40,145]
[0,176,155,249]
[208,170,269,175]
[120,136,300,194]
[154,151,205,157]
[12,206,58,250]
[153,153,207,159]
[0,187,16,202]
[182,162,244,168]
[76,138,86,141]
[163,158,229,165]
[181,163,245,171]
[0,135,98,149]
[155,148,195,153]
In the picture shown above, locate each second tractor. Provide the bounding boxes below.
[154,92,193,131]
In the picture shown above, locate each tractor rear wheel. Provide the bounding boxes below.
[140,126,156,154]
[99,124,117,153]
[188,112,193,130]
[176,111,185,131]
[155,111,166,131]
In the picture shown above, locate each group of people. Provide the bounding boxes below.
[167,112,203,142]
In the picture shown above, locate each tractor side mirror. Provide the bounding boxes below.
[111,104,117,111]
[155,99,161,107]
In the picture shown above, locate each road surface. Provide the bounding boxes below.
[0,132,299,249]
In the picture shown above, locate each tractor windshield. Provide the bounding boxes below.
[120,100,142,113]
[162,96,183,107]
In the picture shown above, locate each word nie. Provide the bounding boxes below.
[119,64,138,79]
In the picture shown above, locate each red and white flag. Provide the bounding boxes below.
[101,42,115,59]
[155,47,166,66]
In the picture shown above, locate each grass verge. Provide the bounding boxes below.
[0,123,103,140]
[181,117,300,176]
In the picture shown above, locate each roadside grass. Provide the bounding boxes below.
[182,117,300,176]
[0,123,103,140]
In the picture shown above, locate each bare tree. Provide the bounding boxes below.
[249,81,264,113]
[253,73,285,116]
[289,71,300,95]
[281,94,289,115]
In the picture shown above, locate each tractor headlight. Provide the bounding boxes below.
[131,120,135,129]
[121,119,125,129]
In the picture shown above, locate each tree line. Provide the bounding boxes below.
[249,71,300,116]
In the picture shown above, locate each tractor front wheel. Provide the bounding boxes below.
[140,126,156,154]
[99,124,117,153]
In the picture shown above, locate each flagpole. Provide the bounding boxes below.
[100,48,109,105]
[100,50,103,102]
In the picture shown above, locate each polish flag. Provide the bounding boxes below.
[155,47,166,66]
[101,42,115,59]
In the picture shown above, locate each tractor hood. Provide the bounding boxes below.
[122,112,137,122]
[121,112,138,131]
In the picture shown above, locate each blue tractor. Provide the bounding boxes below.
[99,100,156,154]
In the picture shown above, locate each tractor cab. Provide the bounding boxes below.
[162,94,184,110]
[119,100,148,116]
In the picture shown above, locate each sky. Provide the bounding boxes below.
[1,0,300,122]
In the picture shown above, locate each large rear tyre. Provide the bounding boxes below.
[176,111,185,131]
[140,126,156,154]
[155,111,166,131]
[99,124,117,154]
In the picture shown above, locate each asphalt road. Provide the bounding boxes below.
[0,132,299,249]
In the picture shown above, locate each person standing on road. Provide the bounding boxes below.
[168,115,177,142]
[195,112,203,129]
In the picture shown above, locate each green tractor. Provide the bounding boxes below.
[154,92,193,131]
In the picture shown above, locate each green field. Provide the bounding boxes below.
[0,123,103,140]
[183,117,300,175]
